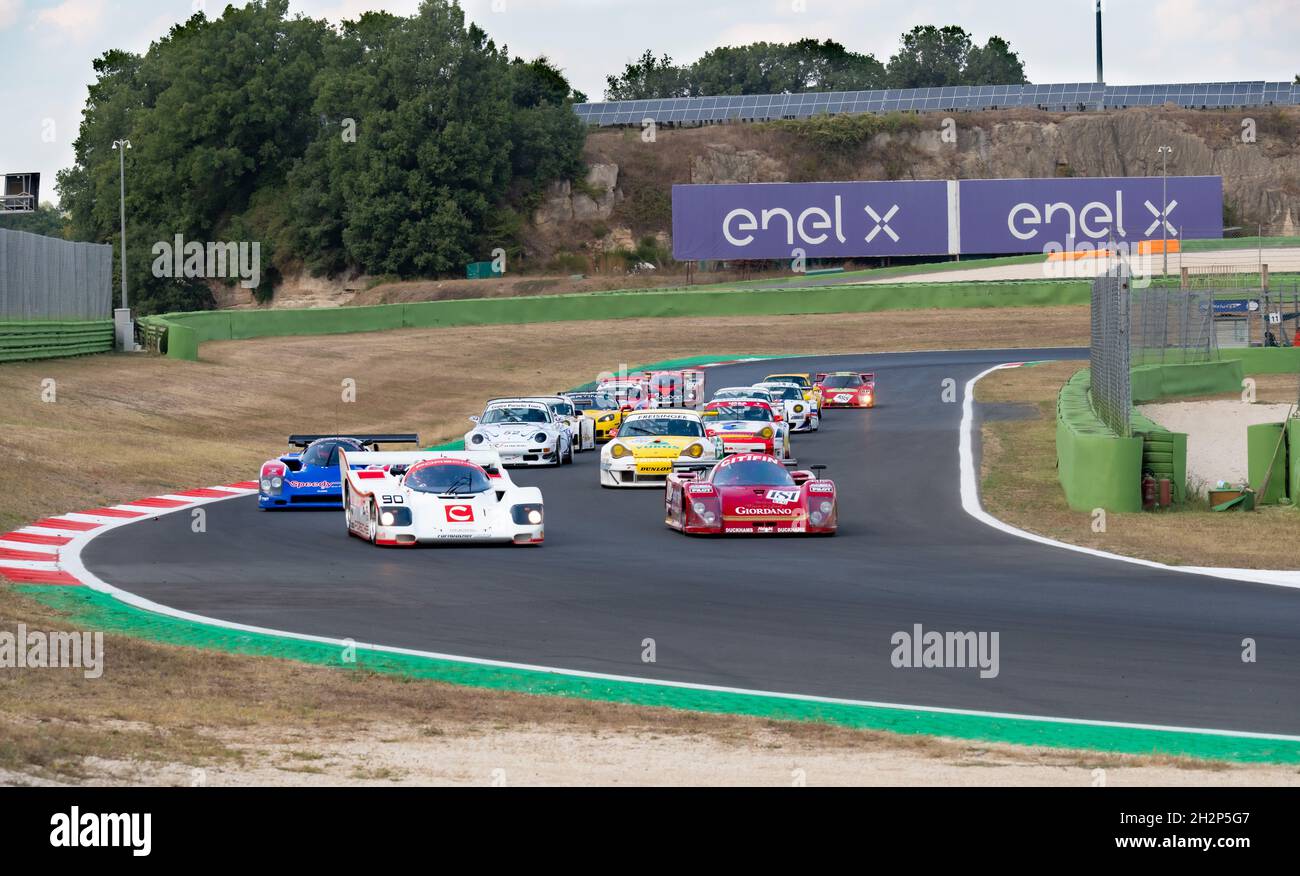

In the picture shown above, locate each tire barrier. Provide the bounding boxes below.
[0,320,115,363]
[1055,370,1145,512]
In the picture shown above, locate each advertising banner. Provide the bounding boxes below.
[670,176,1223,260]
[956,176,1223,254]
[671,181,950,261]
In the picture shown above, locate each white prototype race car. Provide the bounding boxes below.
[465,399,574,466]
[529,395,596,452]
[753,381,820,432]
[711,386,775,405]
[340,450,544,547]
[600,409,720,487]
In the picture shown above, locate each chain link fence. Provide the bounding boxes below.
[1131,286,1220,366]
[1090,262,1132,437]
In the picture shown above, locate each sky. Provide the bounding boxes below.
[2,0,1298,207]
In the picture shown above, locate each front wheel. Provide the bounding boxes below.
[367,498,379,544]
[564,439,575,465]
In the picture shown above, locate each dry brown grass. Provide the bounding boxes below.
[978,362,1300,569]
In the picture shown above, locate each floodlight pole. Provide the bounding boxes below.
[111,139,131,310]
[1158,145,1173,276]
[1095,1,1104,84]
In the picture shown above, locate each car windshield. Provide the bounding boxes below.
[618,417,703,438]
[549,401,576,417]
[568,393,618,411]
[711,459,795,487]
[761,386,802,400]
[768,375,810,388]
[715,390,767,401]
[481,406,548,424]
[822,374,863,388]
[301,439,361,468]
[707,404,772,422]
[404,463,491,495]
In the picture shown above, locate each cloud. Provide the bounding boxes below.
[0,0,22,31]
[35,0,105,37]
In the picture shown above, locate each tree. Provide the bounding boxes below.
[691,40,885,95]
[964,36,1029,86]
[604,50,691,100]
[0,203,69,238]
[886,25,972,89]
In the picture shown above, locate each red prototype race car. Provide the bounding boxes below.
[664,453,837,536]
[815,371,876,408]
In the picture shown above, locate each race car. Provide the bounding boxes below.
[665,453,837,536]
[597,377,651,410]
[764,372,823,408]
[465,399,574,466]
[340,450,544,547]
[560,390,625,442]
[815,371,877,408]
[600,409,721,487]
[700,399,791,459]
[753,381,819,432]
[258,434,420,510]
[514,395,596,452]
[711,386,775,405]
[643,369,706,408]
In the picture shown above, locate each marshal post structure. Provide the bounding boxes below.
[671,176,1223,261]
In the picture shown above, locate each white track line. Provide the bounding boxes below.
[960,364,1300,589]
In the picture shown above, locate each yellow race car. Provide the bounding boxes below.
[599,409,721,487]
[561,390,625,442]
[764,372,823,408]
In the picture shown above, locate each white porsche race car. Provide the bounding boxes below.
[340,450,545,547]
[754,381,820,432]
[465,399,574,466]
[530,395,596,452]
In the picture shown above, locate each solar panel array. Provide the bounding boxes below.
[575,81,1299,126]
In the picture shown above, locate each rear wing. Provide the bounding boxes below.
[289,433,419,448]
[338,450,508,490]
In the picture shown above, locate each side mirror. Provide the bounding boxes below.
[811,464,828,477]
[468,415,480,424]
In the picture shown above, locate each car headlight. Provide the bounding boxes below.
[271,476,283,488]
[511,503,544,525]
[471,432,486,444]
[380,511,395,526]
[379,507,411,526]
[610,443,629,458]
[819,501,833,514]
[534,432,549,444]
[794,404,804,413]
[810,511,824,525]
[682,443,704,458]
[260,478,272,491]
[598,414,615,423]
[760,427,773,439]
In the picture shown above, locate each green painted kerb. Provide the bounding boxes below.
[15,585,1300,764]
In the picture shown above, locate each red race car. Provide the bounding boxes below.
[815,371,876,408]
[664,453,837,536]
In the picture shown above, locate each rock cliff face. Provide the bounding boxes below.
[560,107,1300,255]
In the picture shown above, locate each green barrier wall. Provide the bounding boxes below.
[1130,360,1245,403]
[1247,422,1288,505]
[1055,370,1144,512]
[1223,347,1300,375]
[0,320,115,362]
[1290,420,1300,503]
[144,279,1091,361]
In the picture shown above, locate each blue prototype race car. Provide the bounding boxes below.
[258,434,420,510]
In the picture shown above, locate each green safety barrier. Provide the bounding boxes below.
[1222,347,1300,375]
[1055,370,1144,512]
[1130,359,1244,402]
[1247,422,1288,506]
[0,320,115,363]
[143,279,1092,361]
[1290,420,1300,503]
[1130,408,1188,503]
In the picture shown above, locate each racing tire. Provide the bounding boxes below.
[563,439,575,465]
[367,498,379,544]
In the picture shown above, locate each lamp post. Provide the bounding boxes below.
[111,139,131,310]
[1157,145,1173,277]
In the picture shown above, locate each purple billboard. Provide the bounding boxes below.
[672,181,950,261]
[671,176,1223,260]
[957,176,1222,254]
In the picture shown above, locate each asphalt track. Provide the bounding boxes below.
[83,349,1300,735]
